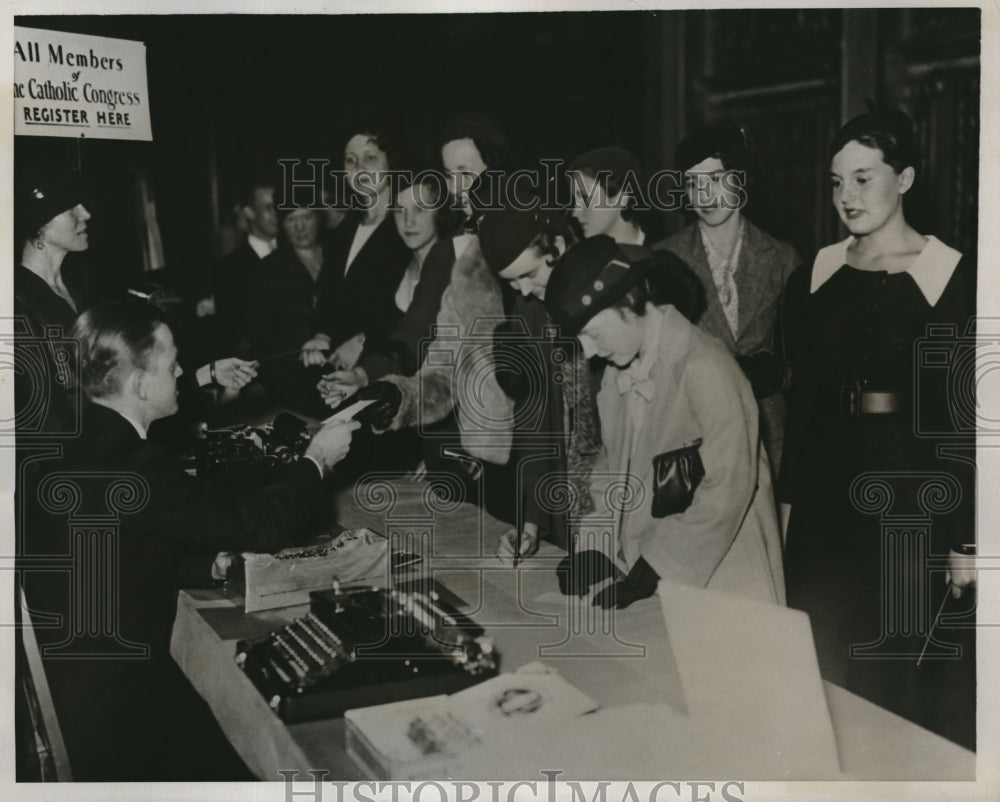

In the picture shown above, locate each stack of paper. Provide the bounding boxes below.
[345,664,599,780]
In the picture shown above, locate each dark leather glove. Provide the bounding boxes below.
[735,351,784,399]
[592,556,659,609]
[557,549,620,597]
[492,320,537,403]
[355,381,403,432]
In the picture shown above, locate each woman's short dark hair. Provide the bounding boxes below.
[829,104,920,176]
[439,112,511,170]
[348,126,405,171]
[73,301,167,400]
[675,124,750,175]
[568,147,648,227]
[611,251,707,324]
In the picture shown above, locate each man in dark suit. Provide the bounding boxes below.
[211,179,279,353]
[22,300,359,781]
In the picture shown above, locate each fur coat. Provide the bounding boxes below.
[383,235,514,464]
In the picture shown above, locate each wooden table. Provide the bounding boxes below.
[170,478,975,781]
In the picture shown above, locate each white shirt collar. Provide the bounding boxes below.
[247,233,277,260]
[811,235,961,306]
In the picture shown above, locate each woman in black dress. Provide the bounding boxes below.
[300,128,411,370]
[780,105,976,749]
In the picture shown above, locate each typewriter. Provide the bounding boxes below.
[235,584,499,722]
[194,412,311,477]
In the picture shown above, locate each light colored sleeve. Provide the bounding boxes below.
[639,351,759,586]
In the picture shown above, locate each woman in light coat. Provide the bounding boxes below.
[544,235,784,608]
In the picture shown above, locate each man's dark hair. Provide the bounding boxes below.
[235,173,278,210]
[73,301,168,399]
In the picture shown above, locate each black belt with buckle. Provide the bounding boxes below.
[838,383,906,418]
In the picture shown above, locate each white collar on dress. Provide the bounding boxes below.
[810,235,961,306]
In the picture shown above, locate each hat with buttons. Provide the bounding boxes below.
[544,234,655,335]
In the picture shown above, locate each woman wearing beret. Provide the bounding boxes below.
[478,203,591,559]
[545,235,785,608]
[15,165,260,438]
[14,166,95,437]
[779,105,975,748]
[653,125,799,486]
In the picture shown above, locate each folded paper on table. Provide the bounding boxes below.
[242,527,388,612]
[656,579,841,777]
[345,665,599,780]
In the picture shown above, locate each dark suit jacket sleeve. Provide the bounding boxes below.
[133,443,324,554]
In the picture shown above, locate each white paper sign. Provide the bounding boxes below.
[14,26,152,141]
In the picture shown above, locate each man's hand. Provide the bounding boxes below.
[947,549,977,599]
[305,419,361,471]
[195,295,216,318]
[211,551,235,582]
[213,358,259,389]
[301,334,332,366]
[318,368,367,407]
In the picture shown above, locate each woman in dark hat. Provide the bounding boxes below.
[14,165,97,436]
[476,202,592,560]
[653,124,799,486]
[15,163,261,442]
[545,235,784,609]
[779,105,976,748]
